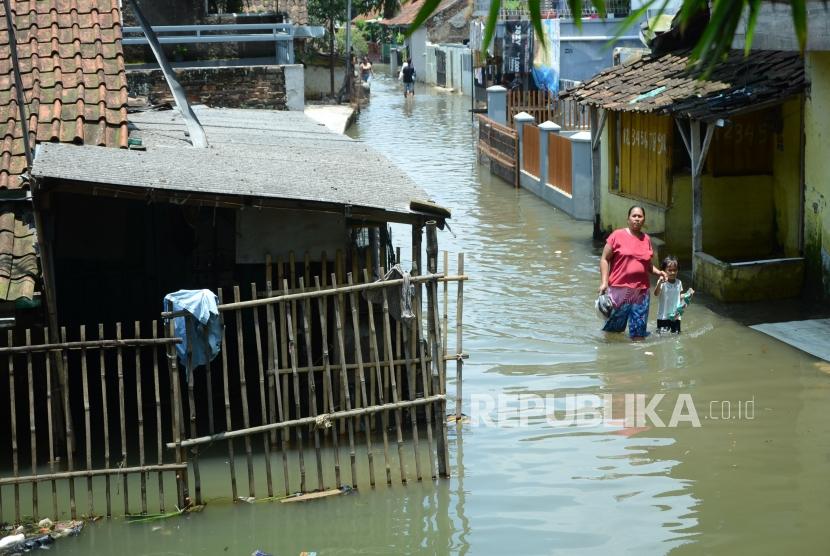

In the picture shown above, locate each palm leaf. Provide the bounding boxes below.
[406,0,443,37]
[790,0,807,52]
[743,0,761,55]
[481,0,502,56]
[527,0,545,49]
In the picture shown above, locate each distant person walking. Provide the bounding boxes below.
[360,56,374,83]
[598,205,667,339]
[399,58,416,98]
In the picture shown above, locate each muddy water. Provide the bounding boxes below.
[56,76,830,555]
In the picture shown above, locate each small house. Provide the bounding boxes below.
[564,49,808,302]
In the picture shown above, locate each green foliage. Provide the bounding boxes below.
[394,31,405,44]
[335,26,369,56]
[406,0,811,74]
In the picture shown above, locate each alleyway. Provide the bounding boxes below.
[57,77,830,555]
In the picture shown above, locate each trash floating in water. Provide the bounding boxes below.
[0,534,24,549]
[252,550,273,556]
[0,519,82,554]
[281,485,355,504]
[447,413,470,424]
[126,504,205,524]
[644,351,654,356]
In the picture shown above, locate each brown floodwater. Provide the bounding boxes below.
[51,75,830,555]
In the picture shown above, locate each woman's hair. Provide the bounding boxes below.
[661,255,679,270]
[628,205,646,217]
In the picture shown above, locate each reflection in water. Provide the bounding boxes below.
[54,74,830,555]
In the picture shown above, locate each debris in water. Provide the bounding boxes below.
[0,533,24,549]
[252,550,272,556]
[644,351,654,356]
[281,485,355,504]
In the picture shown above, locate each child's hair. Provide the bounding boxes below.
[660,255,679,270]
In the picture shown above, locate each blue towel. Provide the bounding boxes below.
[163,289,223,376]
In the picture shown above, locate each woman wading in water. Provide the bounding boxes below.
[598,206,667,339]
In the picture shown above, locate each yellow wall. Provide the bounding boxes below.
[805,52,830,299]
[773,98,803,257]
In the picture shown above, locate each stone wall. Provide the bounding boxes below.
[127,66,288,110]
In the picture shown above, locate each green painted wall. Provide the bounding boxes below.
[773,98,804,258]
[805,52,830,299]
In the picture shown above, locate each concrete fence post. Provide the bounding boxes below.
[569,131,593,219]
[486,85,508,125]
[538,120,561,187]
[513,112,535,173]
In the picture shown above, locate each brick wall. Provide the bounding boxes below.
[127,66,287,110]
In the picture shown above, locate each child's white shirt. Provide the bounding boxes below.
[656,279,683,320]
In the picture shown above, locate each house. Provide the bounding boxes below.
[0,0,129,325]
[564,49,808,302]
[30,105,450,326]
[732,0,830,300]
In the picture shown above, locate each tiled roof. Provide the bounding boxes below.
[562,50,806,121]
[380,0,461,26]
[0,0,129,300]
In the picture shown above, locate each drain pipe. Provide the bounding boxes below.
[127,0,208,148]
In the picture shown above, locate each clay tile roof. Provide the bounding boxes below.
[380,0,461,26]
[562,49,807,121]
[0,0,128,301]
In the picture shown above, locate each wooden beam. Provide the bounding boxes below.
[675,118,692,158]
[690,119,702,281]
[695,122,715,177]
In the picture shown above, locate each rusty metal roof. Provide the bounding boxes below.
[0,0,129,300]
[380,0,462,26]
[562,49,806,121]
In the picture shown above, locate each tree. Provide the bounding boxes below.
[408,0,814,73]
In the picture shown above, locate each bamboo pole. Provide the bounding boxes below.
[265,282,277,447]
[25,329,39,518]
[414,291,437,479]
[314,276,341,488]
[233,286,256,498]
[362,269,392,484]
[299,277,324,491]
[335,251,345,436]
[402,307,423,482]
[98,324,112,517]
[60,327,76,519]
[320,253,329,413]
[266,282,290,495]
[347,273,375,487]
[205,359,215,436]
[381,288,407,484]
[167,396,446,449]
[289,252,298,370]
[116,323,130,514]
[217,288,238,501]
[251,283,274,498]
[184,316,201,507]
[164,315,187,510]
[151,321,165,514]
[426,222,450,478]
[45,327,58,519]
[283,283,307,493]
[277,260,289,437]
[134,322,148,514]
[80,326,93,517]
[331,274,358,487]
[456,253,465,421]
[0,337,181,354]
[0,464,188,486]
[442,251,449,360]
[8,330,20,522]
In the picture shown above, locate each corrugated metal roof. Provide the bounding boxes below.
[0,0,129,300]
[32,107,448,220]
[562,50,806,121]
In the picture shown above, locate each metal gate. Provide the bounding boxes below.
[436,50,447,87]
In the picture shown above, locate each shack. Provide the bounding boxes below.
[564,49,808,301]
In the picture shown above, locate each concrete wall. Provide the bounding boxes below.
[425,44,473,95]
[236,208,347,263]
[733,1,830,52]
[805,52,830,299]
[304,63,347,99]
[694,252,805,302]
[559,19,643,83]
[408,27,429,83]
[127,65,300,110]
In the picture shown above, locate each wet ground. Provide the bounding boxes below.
[54,75,830,555]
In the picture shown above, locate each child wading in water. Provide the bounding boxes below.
[653,256,694,333]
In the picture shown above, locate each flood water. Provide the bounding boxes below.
[55,76,830,555]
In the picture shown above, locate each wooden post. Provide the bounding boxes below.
[184,316,201,506]
[216,289,238,501]
[414,293,437,479]
[60,327,76,518]
[8,331,20,522]
[381,287,407,484]
[426,222,450,478]
[331,274,358,488]
[590,107,607,239]
[284,280,307,493]
[44,328,58,519]
[251,284,274,498]
[164,314,188,510]
[134,322,148,514]
[690,119,702,280]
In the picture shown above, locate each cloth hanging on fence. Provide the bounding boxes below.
[532,18,561,93]
[163,289,223,377]
[363,264,416,324]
